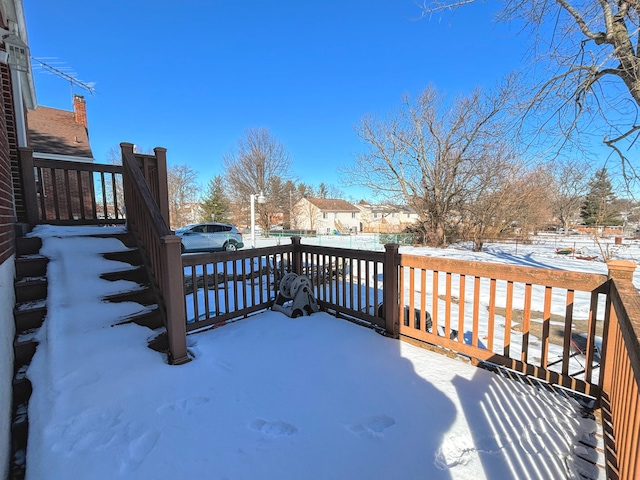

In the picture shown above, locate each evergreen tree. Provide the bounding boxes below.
[201,176,231,223]
[580,168,621,226]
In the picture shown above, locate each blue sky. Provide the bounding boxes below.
[24,1,526,200]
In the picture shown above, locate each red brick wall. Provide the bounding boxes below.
[0,55,16,264]
[73,94,88,130]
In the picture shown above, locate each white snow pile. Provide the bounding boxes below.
[24,226,605,479]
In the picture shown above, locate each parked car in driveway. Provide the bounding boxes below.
[175,222,244,253]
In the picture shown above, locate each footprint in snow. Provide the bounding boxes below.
[157,396,210,415]
[119,430,160,473]
[250,419,298,436]
[348,414,396,438]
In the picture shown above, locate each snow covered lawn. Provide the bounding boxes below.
[25,227,605,479]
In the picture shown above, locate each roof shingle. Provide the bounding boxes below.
[27,106,93,158]
[305,198,358,212]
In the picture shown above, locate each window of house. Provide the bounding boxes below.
[351,212,356,218]
[323,212,327,219]
[374,213,378,218]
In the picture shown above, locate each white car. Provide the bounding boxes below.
[175,222,244,253]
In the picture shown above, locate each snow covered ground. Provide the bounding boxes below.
[24,226,629,480]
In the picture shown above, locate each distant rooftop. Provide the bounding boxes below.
[305,198,358,212]
[27,95,93,160]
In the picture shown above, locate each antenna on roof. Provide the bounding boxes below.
[30,57,97,99]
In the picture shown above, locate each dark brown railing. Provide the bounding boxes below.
[19,147,125,225]
[120,143,188,365]
[296,241,393,331]
[183,244,293,330]
[600,261,640,480]
[127,147,170,226]
[183,239,399,335]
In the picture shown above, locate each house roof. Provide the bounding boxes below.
[305,198,359,212]
[357,203,416,214]
[27,106,93,158]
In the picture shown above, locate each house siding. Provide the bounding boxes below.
[294,198,360,233]
[1,61,22,226]
[0,59,16,263]
[0,46,16,480]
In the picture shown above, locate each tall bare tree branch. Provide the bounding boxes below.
[418,0,640,180]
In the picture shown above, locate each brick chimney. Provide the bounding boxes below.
[73,94,88,129]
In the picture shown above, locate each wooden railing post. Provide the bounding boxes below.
[120,142,135,160]
[603,260,640,479]
[602,260,638,393]
[291,236,302,275]
[604,259,637,390]
[154,147,170,228]
[162,234,190,365]
[120,142,135,221]
[18,147,39,226]
[607,260,637,282]
[383,243,400,338]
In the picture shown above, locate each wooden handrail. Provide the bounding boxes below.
[121,144,171,237]
[32,157,123,173]
[120,142,189,365]
[601,261,640,480]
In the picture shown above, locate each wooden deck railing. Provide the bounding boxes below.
[600,261,640,480]
[120,143,189,365]
[19,147,125,225]
[296,242,384,321]
[127,147,170,226]
[181,239,639,477]
[396,255,609,397]
[183,244,293,331]
[183,238,400,335]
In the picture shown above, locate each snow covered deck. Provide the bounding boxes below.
[22,227,604,479]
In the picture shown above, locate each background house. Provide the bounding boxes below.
[293,197,360,234]
[356,201,418,233]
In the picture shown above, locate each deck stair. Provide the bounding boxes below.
[100,237,164,330]
[11,236,48,480]
[10,231,166,479]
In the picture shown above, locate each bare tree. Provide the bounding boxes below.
[458,153,553,250]
[508,165,555,235]
[293,198,322,232]
[223,128,295,230]
[168,164,200,229]
[418,0,640,179]
[549,159,591,233]
[345,81,516,247]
